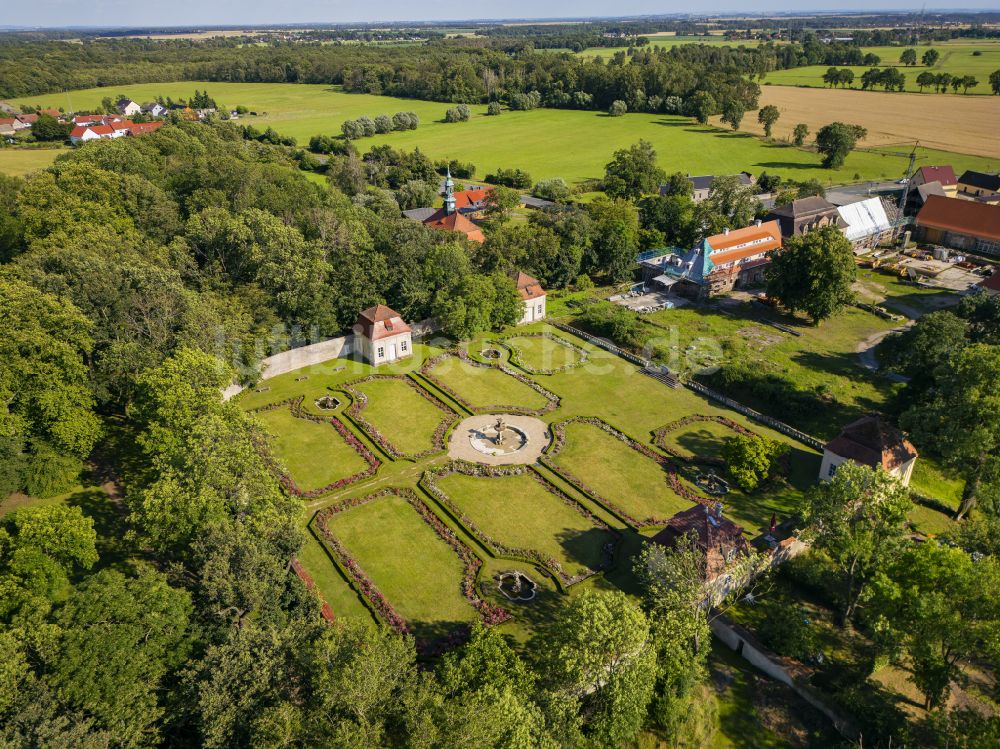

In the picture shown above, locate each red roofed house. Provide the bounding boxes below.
[649,503,751,591]
[912,165,958,197]
[420,170,486,243]
[72,114,115,126]
[452,185,493,216]
[509,271,546,324]
[820,415,918,485]
[128,121,162,136]
[70,124,114,144]
[641,219,782,300]
[915,195,1000,256]
[352,304,412,366]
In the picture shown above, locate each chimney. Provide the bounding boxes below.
[755,219,762,227]
[715,502,723,519]
[723,227,730,236]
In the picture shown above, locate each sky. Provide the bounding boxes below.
[6,1,998,29]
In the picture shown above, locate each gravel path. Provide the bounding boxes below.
[447,414,551,465]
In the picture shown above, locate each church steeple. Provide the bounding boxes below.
[444,166,456,215]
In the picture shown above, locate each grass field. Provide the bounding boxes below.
[423,355,550,412]
[762,42,1000,95]
[434,470,613,579]
[0,147,65,176]
[657,419,748,461]
[503,333,587,373]
[717,86,1000,160]
[347,376,450,457]
[320,493,478,633]
[551,420,694,525]
[255,406,369,493]
[13,82,997,184]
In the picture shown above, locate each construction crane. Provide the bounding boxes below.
[882,142,924,216]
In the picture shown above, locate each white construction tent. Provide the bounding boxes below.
[836,197,895,252]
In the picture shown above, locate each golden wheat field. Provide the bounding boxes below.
[718,86,1000,159]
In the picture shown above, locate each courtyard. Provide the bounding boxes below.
[238,323,829,650]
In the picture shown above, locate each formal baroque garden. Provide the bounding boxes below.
[241,324,823,648]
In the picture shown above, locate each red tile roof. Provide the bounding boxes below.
[422,209,485,243]
[353,304,411,341]
[707,220,783,266]
[70,124,114,138]
[650,504,750,581]
[825,415,918,471]
[979,272,1000,293]
[916,195,1000,243]
[128,121,163,135]
[916,165,957,187]
[453,186,492,210]
[509,271,545,301]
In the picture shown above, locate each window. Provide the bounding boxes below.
[400,340,408,352]
[828,462,838,477]
[536,304,543,314]
[377,346,384,358]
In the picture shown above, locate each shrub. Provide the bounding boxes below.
[663,95,684,114]
[532,177,571,202]
[435,159,475,179]
[356,116,376,137]
[373,114,393,134]
[444,104,471,123]
[757,600,818,660]
[608,100,628,117]
[485,167,532,189]
[509,90,541,111]
[341,119,364,139]
[23,441,81,498]
[392,111,419,130]
[486,101,502,116]
[308,134,356,155]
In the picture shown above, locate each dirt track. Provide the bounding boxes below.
[717,86,1000,159]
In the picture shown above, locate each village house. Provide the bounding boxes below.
[765,195,844,238]
[128,121,164,136]
[451,185,493,217]
[142,102,168,118]
[915,195,1000,256]
[116,99,142,117]
[352,304,413,366]
[509,271,546,325]
[648,504,751,597]
[911,165,958,197]
[820,415,918,486]
[0,120,16,137]
[957,170,1000,203]
[641,220,782,300]
[69,120,139,144]
[669,172,755,202]
[409,169,486,243]
[15,113,38,128]
[836,196,897,252]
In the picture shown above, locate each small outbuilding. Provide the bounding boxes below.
[352,304,412,366]
[820,415,918,485]
[649,503,750,586]
[510,271,546,324]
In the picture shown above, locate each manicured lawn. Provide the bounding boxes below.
[657,419,748,460]
[504,333,587,373]
[552,420,694,525]
[434,471,613,579]
[349,376,450,457]
[298,531,374,622]
[0,147,65,176]
[320,493,477,632]
[423,355,550,412]
[255,406,369,493]
[18,82,997,184]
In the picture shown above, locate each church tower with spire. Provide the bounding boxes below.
[443,167,456,215]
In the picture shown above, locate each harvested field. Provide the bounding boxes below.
[723,86,1000,160]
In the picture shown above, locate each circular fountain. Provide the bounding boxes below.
[496,571,538,602]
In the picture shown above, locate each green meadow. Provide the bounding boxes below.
[0,147,65,176]
[12,82,996,185]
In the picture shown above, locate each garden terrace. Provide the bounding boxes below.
[654,415,758,463]
[423,463,618,586]
[544,417,701,529]
[254,401,379,496]
[313,488,505,644]
[341,374,458,460]
[499,332,589,375]
[420,351,558,415]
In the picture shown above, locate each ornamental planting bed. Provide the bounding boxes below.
[253,398,381,497]
[422,462,618,586]
[497,332,589,375]
[341,374,459,460]
[653,414,760,465]
[542,417,706,528]
[421,350,559,415]
[313,487,509,654]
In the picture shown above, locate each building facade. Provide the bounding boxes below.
[820,415,918,486]
[915,195,1000,256]
[510,271,546,324]
[352,305,413,366]
[765,196,845,238]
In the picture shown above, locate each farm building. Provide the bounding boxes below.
[510,271,546,325]
[915,195,1000,255]
[641,220,782,299]
[957,171,1000,204]
[765,196,844,238]
[911,165,958,197]
[116,99,142,117]
[836,197,897,252]
[648,504,750,588]
[820,415,918,486]
[352,305,412,366]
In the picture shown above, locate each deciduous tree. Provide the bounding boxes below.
[765,225,857,324]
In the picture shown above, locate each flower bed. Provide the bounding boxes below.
[341,374,459,461]
[251,397,381,498]
[542,416,708,528]
[496,332,589,375]
[313,487,510,654]
[653,414,761,465]
[420,350,560,415]
[422,461,618,586]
